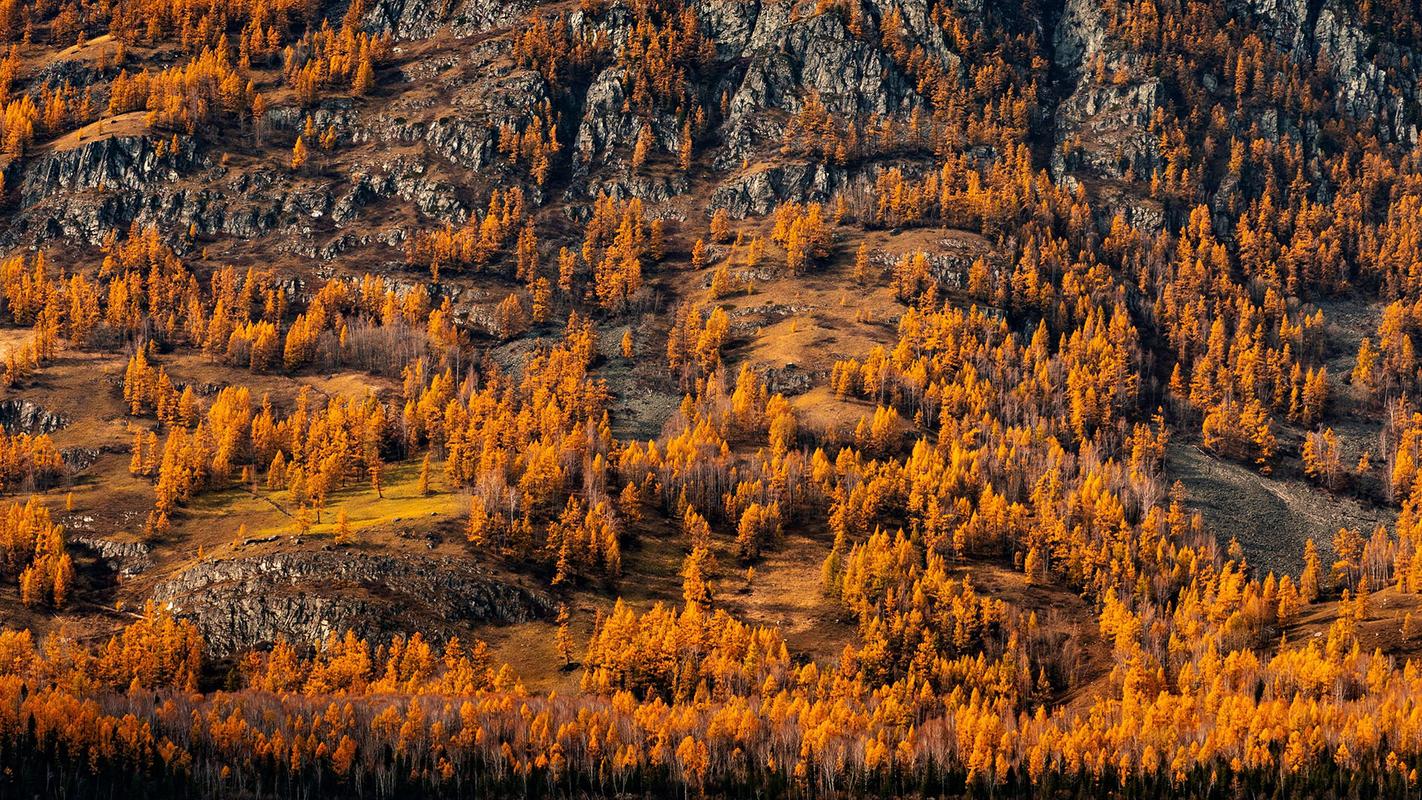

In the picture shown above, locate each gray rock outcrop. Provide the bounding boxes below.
[152,550,553,655]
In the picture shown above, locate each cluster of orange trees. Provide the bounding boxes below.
[0,0,387,177]
[12,0,1422,796]
[0,497,71,608]
[1,568,1422,797]
[0,432,63,492]
[405,188,529,282]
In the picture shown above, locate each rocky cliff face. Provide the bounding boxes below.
[152,550,554,655]
[711,162,837,218]
[365,0,533,40]
[1052,0,1421,190]
[6,133,474,254]
[0,0,957,255]
[0,400,67,435]
[1224,0,1419,143]
[9,135,204,247]
[1312,2,1419,144]
[1050,0,1161,183]
[0,0,1417,259]
[71,535,153,579]
[713,1,928,166]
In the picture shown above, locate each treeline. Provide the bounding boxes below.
[2,596,1422,799]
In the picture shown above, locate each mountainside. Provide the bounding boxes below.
[4,0,1422,797]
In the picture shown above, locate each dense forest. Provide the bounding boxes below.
[3,0,1422,796]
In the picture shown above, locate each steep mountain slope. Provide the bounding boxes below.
[5,0,1422,797]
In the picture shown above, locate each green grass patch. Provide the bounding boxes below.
[180,459,465,543]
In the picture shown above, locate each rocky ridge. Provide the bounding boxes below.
[151,550,554,655]
[2,0,1414,258]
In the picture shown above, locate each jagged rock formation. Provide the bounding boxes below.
[1053,0,1421,192]
[0,0,1417,261]
[365,0,532,40]
[711,162,837,218]
[1050,0,1161,183]
[714,1,927,166]
[5,124,470,253]
[71,535,153,579]
[151,550,554,655]
[0,1,937,254]
[0,400,67,435]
